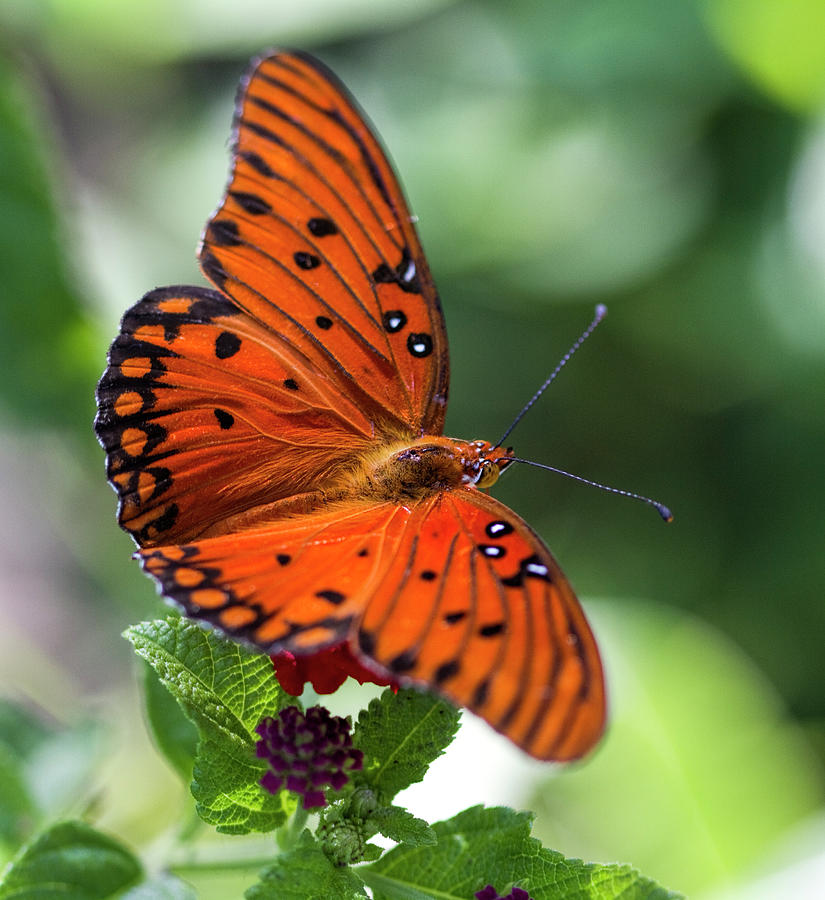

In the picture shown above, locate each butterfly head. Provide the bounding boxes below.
[459,439,515,489]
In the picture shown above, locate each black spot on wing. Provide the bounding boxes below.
[294,251,320,270]
[382,310,407,333]
[434,659,460,684]
[307,217,337,236]
[485,520,514,539]
[215,331,241,359]
[388,650,417,674]
[231,191,272,215]
[407,333,433,358]
[209,219,242,246]
[239,149,276,177]
[214,408,234,429]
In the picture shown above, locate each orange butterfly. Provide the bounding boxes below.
[95,50,605,761]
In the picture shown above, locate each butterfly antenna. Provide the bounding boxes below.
[498,457,673,522]
[496,304,608,448]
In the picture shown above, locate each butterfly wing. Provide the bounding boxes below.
[95,286,377,545]
[96,49,450,546]
[200,49,449,435]
[137,500,417,653]
[356,489,606,761]
[137,488,604,761]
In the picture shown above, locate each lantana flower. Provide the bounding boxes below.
[255,705,363,809]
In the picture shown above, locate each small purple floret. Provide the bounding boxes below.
[255,705,363,809]
[475,887,533,900]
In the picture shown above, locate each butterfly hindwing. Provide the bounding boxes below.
[200,49,449,436]
[356,490,605,762]
[95,286,376,546]
[137,489,604,762]
[137,501,411,652]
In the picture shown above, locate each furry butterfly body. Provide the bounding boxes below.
[95,50,605,761]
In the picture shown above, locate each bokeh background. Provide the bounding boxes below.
[1,1,824,897]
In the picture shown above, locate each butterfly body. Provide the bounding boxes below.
[96,50,606,761]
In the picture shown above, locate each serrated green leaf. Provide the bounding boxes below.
[125,618,292,834]
[0,820,141,899]
[372,806,435,848]
[125,618,285,744]
[192,737,292,834]
[352,688,460,803]
[122,872,197,899]
[140,659,198,781]
[245,831,368,900]
[360,805,682,900]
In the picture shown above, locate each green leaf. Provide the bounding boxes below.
[371,806,435,848]
[191,736,294,834]
[125,617,291,834]
[352,688,460,803]
[140,659,198,781]
[0,702,50,758]
[705,0,825,111]
[0,701,102,847]
[0,820,141,899]
[360,806,681,900]
[245,831,368,900]
[0,740,34,848]
[0,54,99,429]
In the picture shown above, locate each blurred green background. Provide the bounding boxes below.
[1,1,824,898]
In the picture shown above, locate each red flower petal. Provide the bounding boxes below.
[271,644,399,696]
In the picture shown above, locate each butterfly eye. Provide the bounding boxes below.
[476,459,500,489]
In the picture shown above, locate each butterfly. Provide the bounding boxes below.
[95,49,605,761]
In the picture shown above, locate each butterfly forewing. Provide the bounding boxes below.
[201,50,448,436]
[95,286,375,546]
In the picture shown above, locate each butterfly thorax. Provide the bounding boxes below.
[342,436,513,503]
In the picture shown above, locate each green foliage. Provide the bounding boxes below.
[360,806,681,900]
[125,617,291,833]
[370,804,436,848]
[0,702,102,853]
[0,741,33,850]
[0,55,99,430]
[246,831,368,899]
[140,659,198,781]
[352,688,461,802]
[0,820,141,900]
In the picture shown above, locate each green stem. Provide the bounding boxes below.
[277,804,309,851]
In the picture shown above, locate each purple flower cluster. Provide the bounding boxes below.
[255,705,364,809]
[475,887,533,900]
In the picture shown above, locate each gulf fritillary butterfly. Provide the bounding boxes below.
[95,49,606,761]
